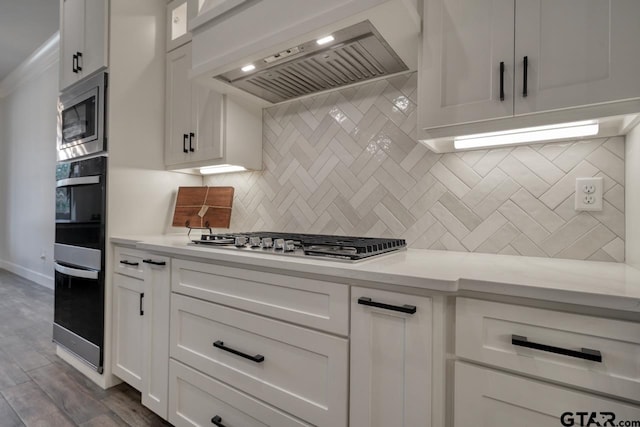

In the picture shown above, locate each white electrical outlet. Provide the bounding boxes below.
[575,177,603,211]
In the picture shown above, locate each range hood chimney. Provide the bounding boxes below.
[214,20,408,104]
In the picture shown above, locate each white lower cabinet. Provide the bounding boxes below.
[454,298,640,424]
[454,362,640,426]
[140,255,171,418]
[349,287,433,427]
[112,247,170,419]
[168,359,312,427]
[170,293,348,426]
[112,273,144,390]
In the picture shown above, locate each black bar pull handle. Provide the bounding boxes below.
[119,260,139,266]
[183,134,189,153]
[143,259,166,266]
[511,335,602,362]
[213,340,264,363]
[358,297,417,314]
[211,416,226,427]
[523,56,528,97]
[139,293,144,316]
[499,61,505,101]
[72,54,78,73]
[76,52,83,71]
[189,132,195,152]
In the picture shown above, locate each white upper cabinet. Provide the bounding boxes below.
[419,0,640,136]
[514,0,640,115]
[165,43,262,170]
[59,0,109,91]
[167,0,191,52]
[420,0,515,127]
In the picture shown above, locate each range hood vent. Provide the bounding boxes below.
[214,21,408,104]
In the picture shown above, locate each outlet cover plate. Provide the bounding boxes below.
[575,177,603,211]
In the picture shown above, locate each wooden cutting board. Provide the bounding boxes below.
[172,186,234,229]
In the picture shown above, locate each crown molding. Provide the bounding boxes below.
[0,32,59,98]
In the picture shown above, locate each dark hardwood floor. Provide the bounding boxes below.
[0,269,172,427]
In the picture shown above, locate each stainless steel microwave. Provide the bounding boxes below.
[57,71,108,161]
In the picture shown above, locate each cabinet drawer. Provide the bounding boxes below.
[114,246,145,280]
[456,298,640,401]
[172,259,349,335]
[168,359,311,427]
[170,294,348,427]
[454,362,640,426]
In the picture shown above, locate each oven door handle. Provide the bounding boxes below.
[54,262,99,280]
[56,176,101,188]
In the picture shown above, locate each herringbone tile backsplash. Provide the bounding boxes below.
[205,73,625,262]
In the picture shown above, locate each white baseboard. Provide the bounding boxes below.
[0,260,54,289]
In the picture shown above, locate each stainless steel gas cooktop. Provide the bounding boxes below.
[190,232,407,262]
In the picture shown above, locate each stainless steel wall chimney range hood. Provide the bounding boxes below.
[214,21,408,104]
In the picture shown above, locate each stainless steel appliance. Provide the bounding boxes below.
[215,21,408,104]
[54,155,106,372]
[191,232,406,261]
[57,71,108,161]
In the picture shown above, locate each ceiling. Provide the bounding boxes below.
[0,0,59,82]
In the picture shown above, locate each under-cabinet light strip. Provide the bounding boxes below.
[199,164,247,175]
[453,120,599,150]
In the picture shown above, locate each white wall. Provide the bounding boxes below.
[625,123,640,268]
[0,37,59,288]
[107,0,200,237]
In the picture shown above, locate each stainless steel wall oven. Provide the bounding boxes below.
[54,155,106,372]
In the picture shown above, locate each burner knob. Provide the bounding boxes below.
[249,236,261,247]
[284,240,296,252]
[234,236,248,247]
[261,237,273,248]
[273,238,285,250]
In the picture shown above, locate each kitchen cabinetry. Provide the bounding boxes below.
[454,298,640,424]
[350,287,432,427]
[454,362,640,426]
[59,0,109,91]
[167,0,191,52]
[165,43,262,170]
[419,0,640,135]
[112,271,144,390]
[112,247,170,419]
[168,259,349,427]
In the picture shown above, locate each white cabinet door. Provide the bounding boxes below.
[81,0,108,78]
[190,85,224,163]
[59,0,108,91]
[165,44,193,166]
[60,0,84,90]
[165,43,224,167]
[350,288,432,427]
[141,256,171,419]
[112,273,144,391]
[515,0,640,115]
[420,0,514,128]
[454,362,640,426]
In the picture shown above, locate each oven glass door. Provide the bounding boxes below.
[59,87,98,148]
[53,263,104,347]
[55,175,103,250]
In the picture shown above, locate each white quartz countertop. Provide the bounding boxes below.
[112,234,640,312]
